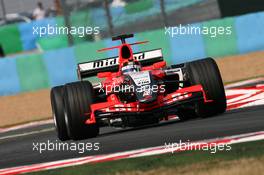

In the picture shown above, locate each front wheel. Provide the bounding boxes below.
[186,58,226,117]
[64,81,99,140]
[50,86,70,141]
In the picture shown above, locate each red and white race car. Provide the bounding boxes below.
[51,34,226,141]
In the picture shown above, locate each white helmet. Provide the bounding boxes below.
[121,61,141,74]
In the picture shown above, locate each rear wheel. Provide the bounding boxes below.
[64,81,99,140]
[50,86,70,141]
[186,58,226,117]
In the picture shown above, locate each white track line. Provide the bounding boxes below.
[0,131,263,175]
[0,119,53,134]
[225,77,264,89]
[0,128,54,141]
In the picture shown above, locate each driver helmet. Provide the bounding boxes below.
[121,61,141,74]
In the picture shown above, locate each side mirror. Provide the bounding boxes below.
[97,72,112,78]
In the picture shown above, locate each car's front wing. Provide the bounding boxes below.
[86,85,212,124]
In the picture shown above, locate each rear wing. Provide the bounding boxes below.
[77,49,163,79]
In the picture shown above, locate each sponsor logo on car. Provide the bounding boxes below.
[93,58,117,69]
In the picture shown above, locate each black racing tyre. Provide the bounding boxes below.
[50,86,70,141]
[64,81,99,140]
[186,58,226,117]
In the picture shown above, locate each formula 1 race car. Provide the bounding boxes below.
[51,34,227,141]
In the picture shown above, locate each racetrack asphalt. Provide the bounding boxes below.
[0,104,263,169]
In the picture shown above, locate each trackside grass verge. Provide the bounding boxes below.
[28,140,264,175]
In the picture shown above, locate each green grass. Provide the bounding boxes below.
[28,140,264,175]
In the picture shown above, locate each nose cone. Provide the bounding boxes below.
[136,87,158,104]
[126,71,158,104]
